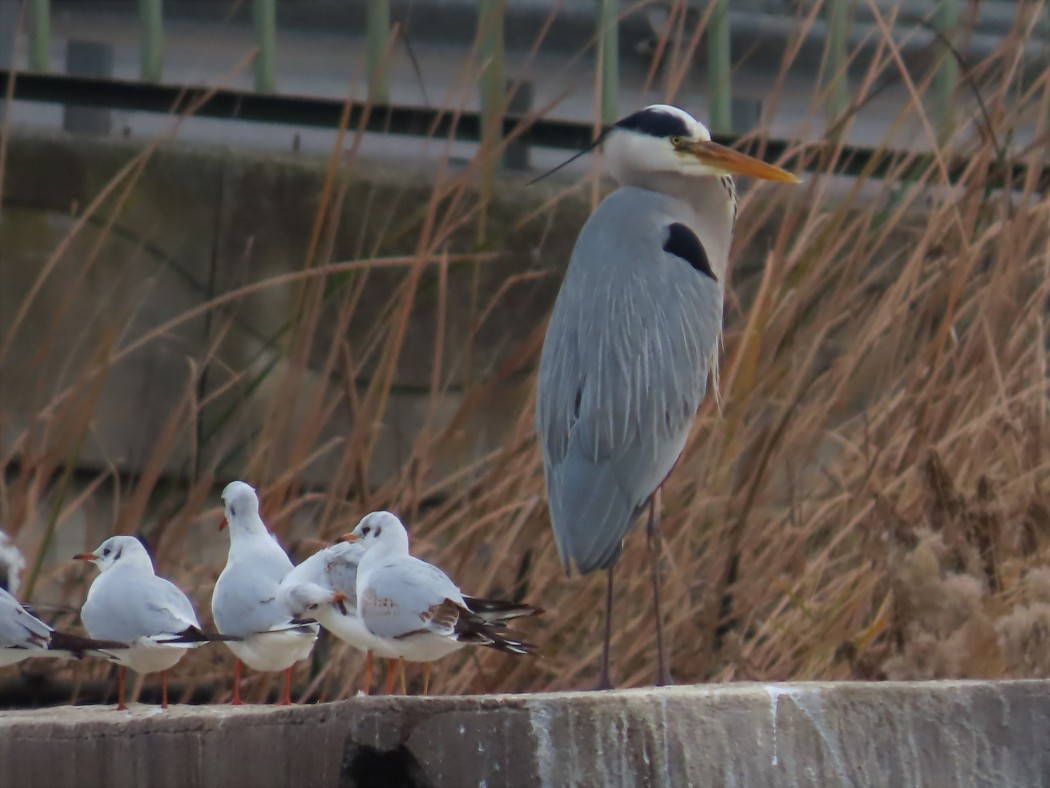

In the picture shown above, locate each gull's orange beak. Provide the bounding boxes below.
[219,517,228,532]
[339,533,359,543]
[675,139,800,183]
[73,552,98,561]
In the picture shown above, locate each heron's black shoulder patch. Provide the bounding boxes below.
[663,223,716,281]
[614,109,690,139]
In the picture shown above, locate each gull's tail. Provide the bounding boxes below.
[47,631,128,659]
[435,601,541,656]
[156,626,242,644]
[462,596,544,623]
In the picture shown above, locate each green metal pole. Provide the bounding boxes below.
[253,0,276,92]
[824,0,849,125]
[29,0,50,71]
[139,0,163,81]
[366,0,390,103]
[707,0,731,134]
[479,0,505,155]
[597,0,619,125]
[934,0,959,143]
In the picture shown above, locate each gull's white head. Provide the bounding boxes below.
[603,104,799,187]
[343,511,409,557]
[74,535,155,574]
[220,480,263,534]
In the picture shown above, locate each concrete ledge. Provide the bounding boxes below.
[1,681,1048,787]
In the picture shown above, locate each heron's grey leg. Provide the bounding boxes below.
[597,566,614,690]
[648,489,673,686]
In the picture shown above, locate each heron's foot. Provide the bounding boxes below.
[593,670,615,691]
[655,667,675,687]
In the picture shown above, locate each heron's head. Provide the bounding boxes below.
[74,535,154,574]
[604,104,798,186]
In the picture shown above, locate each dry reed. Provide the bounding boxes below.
[0,1,1047,705]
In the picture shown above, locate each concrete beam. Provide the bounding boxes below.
[1,681,1048,787]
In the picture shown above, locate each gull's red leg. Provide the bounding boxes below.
[116,666,127,711]
[231,659,245,705]
[361,651,374,696]
[383,659,397,695]
[280,667,293,705]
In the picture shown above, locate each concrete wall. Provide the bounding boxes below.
[1,681,1048,787]
[0,131,589,488]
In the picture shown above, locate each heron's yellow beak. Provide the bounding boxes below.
[339,533,360,543]
[73,552,98,561]
[675,139,800,183]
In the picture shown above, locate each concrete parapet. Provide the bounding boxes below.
[1,681,1048,787]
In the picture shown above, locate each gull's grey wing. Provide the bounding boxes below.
[0,586,50,651]
[81,570,200,643]
[281,549,328,590]
[359,556,464,640]
[212,562,294,637]
[324,542,367,606]
[537,187,722,575]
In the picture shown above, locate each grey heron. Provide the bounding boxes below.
[536,104,798,687]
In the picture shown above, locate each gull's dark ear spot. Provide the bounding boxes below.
[614,108,691,139]
[664,223,716,281]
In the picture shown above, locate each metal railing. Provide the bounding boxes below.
[14,0,974,142]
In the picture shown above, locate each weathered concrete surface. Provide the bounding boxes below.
[1,681,1048,787]
[0,130,583,487]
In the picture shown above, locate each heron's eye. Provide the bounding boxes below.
[670,136,683,147]
[102,547,111,557]
[362,526,371,536]
[230,505,237,517]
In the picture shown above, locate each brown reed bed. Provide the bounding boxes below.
[0,2,1047,705]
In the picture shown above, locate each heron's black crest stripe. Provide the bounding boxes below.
[614,109,690,139]
[664,223,716,281]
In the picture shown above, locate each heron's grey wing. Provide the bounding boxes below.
[537,189,723,574]
[360,556,463,640]
[0,587,50,649]
[212,562,292,637]
[82,571,199,642]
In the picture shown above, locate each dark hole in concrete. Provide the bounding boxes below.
[340,743,431,788]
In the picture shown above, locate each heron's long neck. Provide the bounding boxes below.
[627,171,737,284]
